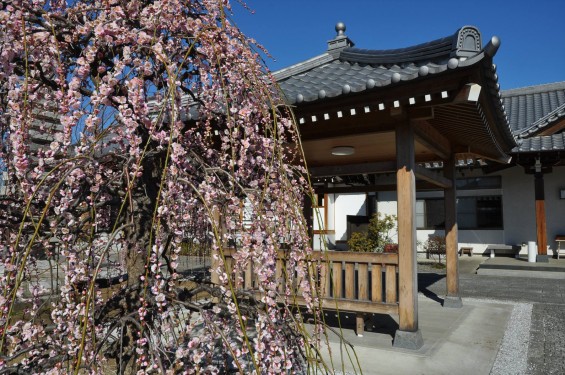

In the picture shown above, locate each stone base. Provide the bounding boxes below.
[536,254,550,263]
[393,329,424,350]
[443,295,463,308]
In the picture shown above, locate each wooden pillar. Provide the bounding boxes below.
[393,120,423,349]
[443,156,462,308]
[534,172,548,258]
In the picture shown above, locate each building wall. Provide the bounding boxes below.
[545,166,565,251]
[497,165,565,254]
[322,165,565,255]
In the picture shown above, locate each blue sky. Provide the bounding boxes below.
[232,0,565,90]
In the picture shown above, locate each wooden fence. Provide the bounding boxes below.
[215,249,399,336]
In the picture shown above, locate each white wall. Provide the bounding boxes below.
[320,165,564,254]
[499,165,565,253]
[545,166,565,251]
[331,193,367,250]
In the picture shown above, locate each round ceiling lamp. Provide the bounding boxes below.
[331,146,355,156]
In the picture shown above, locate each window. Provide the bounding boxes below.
[416,195,503,230]
[456,176,501,190]
[313,194,327,233]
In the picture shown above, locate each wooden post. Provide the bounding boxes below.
[393,120,423,349]
[534,172,548,260]
[444,156,462,308]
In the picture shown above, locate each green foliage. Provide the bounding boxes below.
[347,232,377,252]
[347,212,397,252]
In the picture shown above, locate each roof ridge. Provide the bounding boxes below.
[339,36,453,65]
[502,81,565,97]
[272,53,336,81]
[517,102,565,138]
[338,26,486,65]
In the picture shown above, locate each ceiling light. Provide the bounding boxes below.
[331,146,355,156]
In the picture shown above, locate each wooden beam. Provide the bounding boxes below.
[452,83,482,103]
[291,68,472,117]
[412,119,451,160]
[395,120,419,333]
[309,161,396,177]
[315,181,446,194]
[415,165,452,188]
[444,156,461,307]
[408,106,434,120]
[538,118,565,136]
[299,110,398,141]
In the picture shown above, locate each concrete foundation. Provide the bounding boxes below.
[393,329,424,350]
[443,295,463,308]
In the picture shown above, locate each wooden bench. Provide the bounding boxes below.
[459,247,473,256]
[555,235,565,259]
[218,249,399,337]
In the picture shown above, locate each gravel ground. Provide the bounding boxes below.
[490,302,532,375]
[527,303,565,375]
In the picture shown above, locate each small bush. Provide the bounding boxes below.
[424,235,446,264]
[348,232,377,252]
[347,213,397,252]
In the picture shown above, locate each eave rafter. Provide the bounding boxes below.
[309,161,396,178]
[414,165,452,188]
[412,119,451,160]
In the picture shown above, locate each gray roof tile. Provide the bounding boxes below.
[502,81,565,135]
[513,133,565,153]
[275,26,496,106]
[275,25,517,157]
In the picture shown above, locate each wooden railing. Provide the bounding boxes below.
[216,249,399,336]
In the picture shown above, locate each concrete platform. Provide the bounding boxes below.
[317,295,513,375]
[477,256,565,279]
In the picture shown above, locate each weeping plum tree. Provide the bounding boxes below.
[0,0,333,373]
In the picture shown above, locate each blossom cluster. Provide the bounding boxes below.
[0,0,323,373]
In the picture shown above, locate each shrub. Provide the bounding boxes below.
[424,235,446,263]
[348,213,397,252]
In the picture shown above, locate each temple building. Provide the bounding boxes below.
[273,23,565,348]
[275,23,565,260]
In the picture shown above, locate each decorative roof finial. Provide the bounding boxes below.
[335,22,346,36]
[327,22,354,53]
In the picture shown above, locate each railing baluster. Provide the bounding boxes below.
[245,262,253,289]
[358,263,368,300]
[345,262,355,299]
[385,264,397,303]
[319,263,330,298]
[275,258,283,293]
[371,264,382,302]
[332,262,342,298]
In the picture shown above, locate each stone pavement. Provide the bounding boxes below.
[419,256,565,375]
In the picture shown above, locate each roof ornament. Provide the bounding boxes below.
[336,22,346,36]
[327,21,355,55]
[452,26,482,58]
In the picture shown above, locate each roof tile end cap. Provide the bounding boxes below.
[451,25,482,58]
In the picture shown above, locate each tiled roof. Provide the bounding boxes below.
[274,25,502,106]
[513,133,565,153]
[274,25,517,160]
[502,81,565,136]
